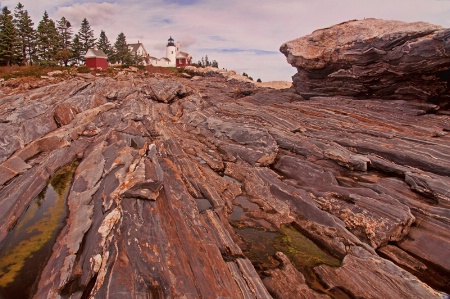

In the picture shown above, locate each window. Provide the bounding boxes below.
[172,51,174,54]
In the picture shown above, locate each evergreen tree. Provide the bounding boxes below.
[197,55,218,68]
[36,11,59,65]
[131,52,144,66]
[77,18,96,55]
[113,32,131,65]
[71,34,83,65]
[96,30,112,59]
[13,2,36,65]
[0,6,20,66]
[56,16,72,66]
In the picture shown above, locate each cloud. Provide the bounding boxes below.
[148,16,174,26]
[202,48,278,56]
[54,2,120,28]
[163,0,202,4]
[179,36,197,48]
[209,36,228,42]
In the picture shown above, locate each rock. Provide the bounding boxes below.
[404,171,450,203]
[127,66,138,72]
[255,81,293,90]
[53,103,79,126]
[0,156,31,185]
[314,252,445,299]
[119,144,164,200]
[324,146,370,171]
[263,252,329,299]
[378,244,428,272]
[273,154,415,249]
[47,70,65,77]
[76,72,96,79]
[185,66,259,85]
[1,68,449,298]
[142,78,192,103]
[280,18,450,107]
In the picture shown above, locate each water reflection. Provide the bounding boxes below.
[234,224,341,272]
[0,161,77,298]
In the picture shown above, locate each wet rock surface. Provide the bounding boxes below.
[0,70,449,298]
[280,18,450,108]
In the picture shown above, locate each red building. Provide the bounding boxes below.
[84,49,108,69]
[176,51,192,67]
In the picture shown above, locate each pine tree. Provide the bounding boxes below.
[77,18,96,55]
[113,32,131,65]
[96,30,112,59]
[71,34,83,65]
[0,6,20,66]
[36,11,59,65]
[13,2,36,65]
[197,55,218,67]
[56,16,72,66]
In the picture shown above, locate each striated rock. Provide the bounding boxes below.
[263,252,329,299]
[255,81,292,90]
[0,70,449,298]
[53,103,79,126]
[314,250,445,299]
[142,78,193,103]
[280,18,450,107]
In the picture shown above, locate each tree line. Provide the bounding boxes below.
[0,2,140,67]
[195,55,218,68]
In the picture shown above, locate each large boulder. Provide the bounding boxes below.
[280,18,450,107]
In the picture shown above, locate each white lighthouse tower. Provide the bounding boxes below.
[166,36,176,67]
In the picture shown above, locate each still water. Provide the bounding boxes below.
[0,162,77,298]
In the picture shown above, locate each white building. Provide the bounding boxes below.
[128,42,150,65]
[150,37,192,68]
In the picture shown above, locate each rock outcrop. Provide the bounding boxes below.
[280,18,450,108]
[184,66,292,90]
[0,67,449,298]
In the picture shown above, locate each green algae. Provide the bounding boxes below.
[275,224,341,269]
[0,161,78,291]
[235,224,341,271]
[234,224,343,297]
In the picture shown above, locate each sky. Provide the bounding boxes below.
[2,0,450,81]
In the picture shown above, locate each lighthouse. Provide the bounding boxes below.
[166,36,176,67]
[149,37,192,67]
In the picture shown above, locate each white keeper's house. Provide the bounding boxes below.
[128,42,150,65]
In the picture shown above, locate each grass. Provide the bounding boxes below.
[0,64,184,82]
[0,65,71,80]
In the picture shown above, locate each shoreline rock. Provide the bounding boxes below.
[280,18,450,108]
